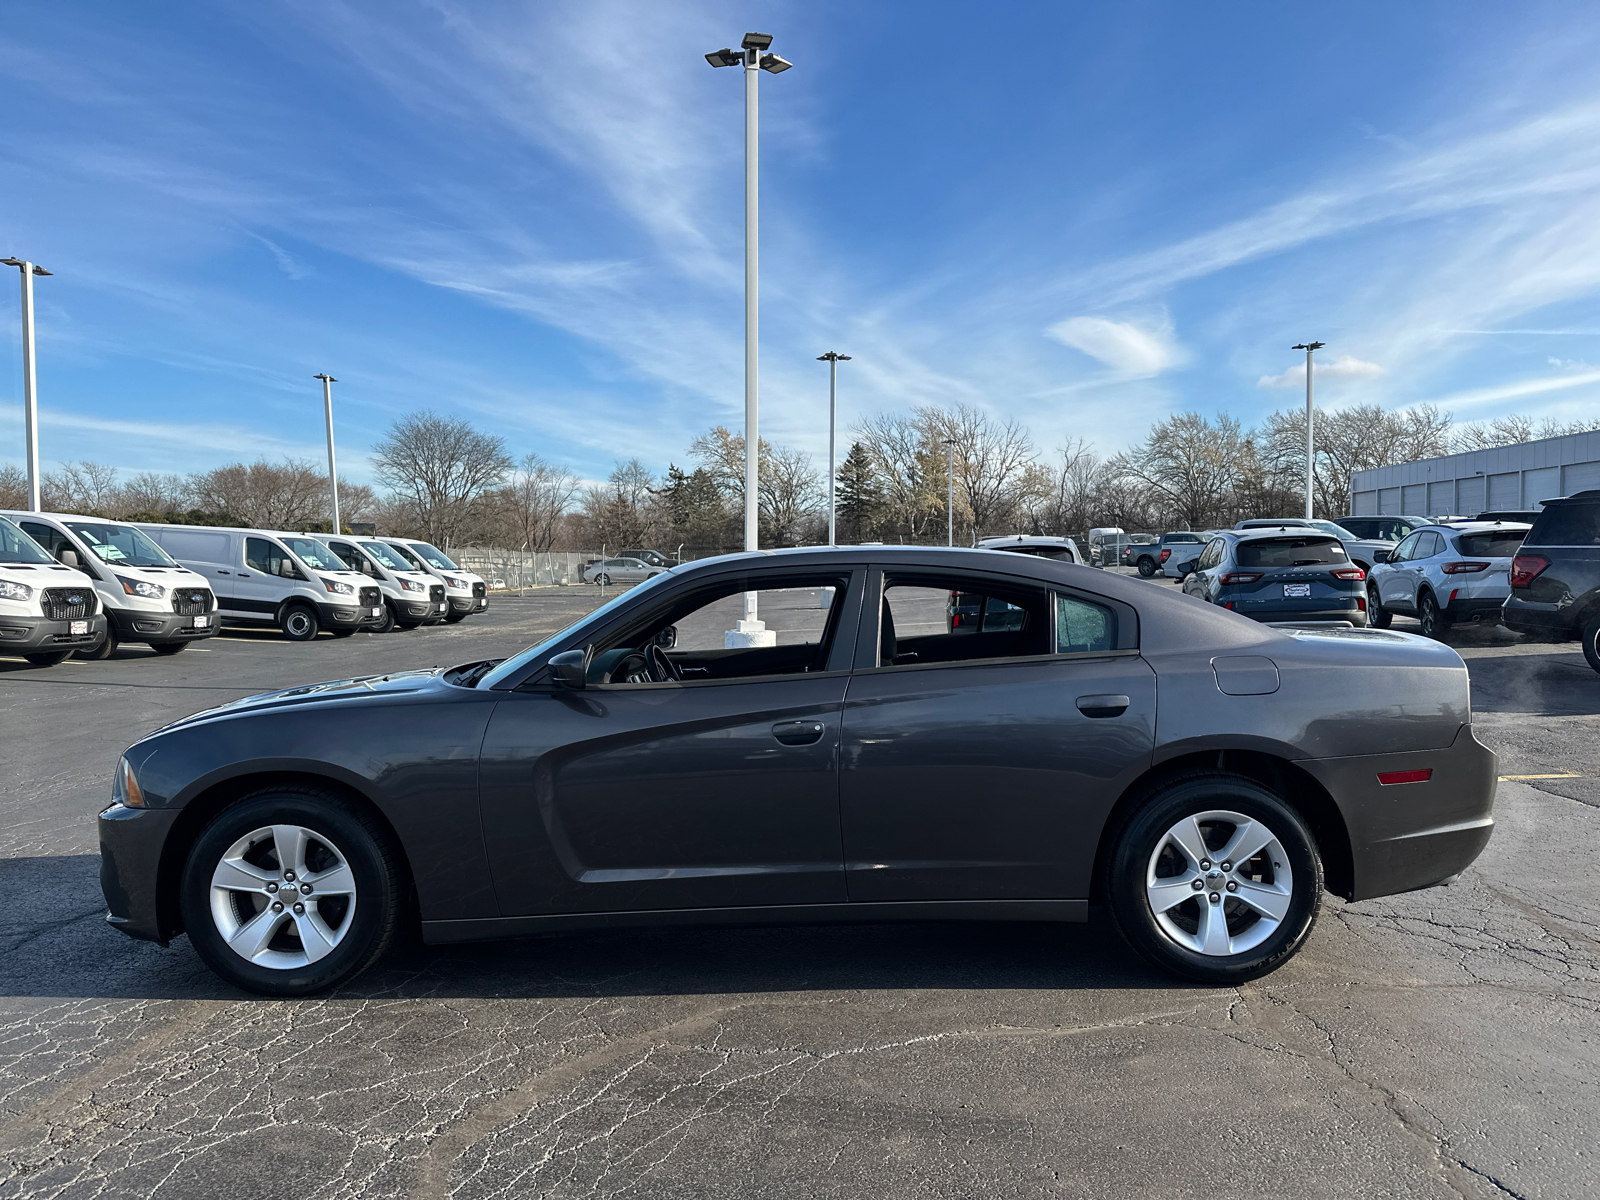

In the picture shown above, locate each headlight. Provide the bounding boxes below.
[321,577,356,595]
[399,577,425,593]
[443,575,467,589]
[117,574,165,599]
[114,755,147,809]
[0,578,33,602]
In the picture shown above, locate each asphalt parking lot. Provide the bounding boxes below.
[3,579,1598,1199]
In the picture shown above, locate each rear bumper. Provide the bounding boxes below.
[1439,593,1506,619]
[1501,597,1576,639]
[0,612,107,654]
[1237,604,1368,626]
[100,802,180,944]
[1298,723,1497,901]
[108,607,218,643]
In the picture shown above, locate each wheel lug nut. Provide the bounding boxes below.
[293,902,305,914]
[266,882,279,893]
[283,871,296,882]
[300,883,312,895]
[1209,892,1220,904]
[271,901,283,913]
[1226,881,1238,893]
[1221,861,1232,871]
[1200,860,1212,871]
[1191,879,1204,891]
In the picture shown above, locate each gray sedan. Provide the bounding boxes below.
[583,557,663,585]
[99,546,1494,995]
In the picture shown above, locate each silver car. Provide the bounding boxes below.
[1367,521,1531,637]
[583,557,664,586]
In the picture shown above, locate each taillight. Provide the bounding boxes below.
[1378,769,1432,785]
[1441,561,1490,574]
[1160,549,1171,563]
[1356,596,1367,612]
[1220,572,1262,585]
[1332,567,1365,580]
[1509,554,1549,588]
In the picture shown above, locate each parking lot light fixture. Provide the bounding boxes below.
[1,258,51,512]
[707,31,791,647]
[944,438,956,547]
[314,374,340,534]
[1292,341,1324,520]
[817,352,851,546]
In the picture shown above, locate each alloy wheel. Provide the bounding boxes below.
[1144,809,1294,957]
[208,824,358,969]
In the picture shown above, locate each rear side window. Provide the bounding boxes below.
[1236,537,1348,568]
[1455,531,1527,557]
[1526,503,1600,547]
[1056,594,1116,654]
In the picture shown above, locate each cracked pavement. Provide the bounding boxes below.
[2,593,1596,1198]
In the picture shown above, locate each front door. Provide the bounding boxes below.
[478,571,863,915]
[232,536,299,624]
[840,569,1156,902]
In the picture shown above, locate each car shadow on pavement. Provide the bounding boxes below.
[1,855,1171,1001]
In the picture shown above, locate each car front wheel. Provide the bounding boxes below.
[281,605,320,641]
[1106,773,1322,984]
[1582,615,1600,674]
[1367,580,1391,628]
[180,788,402,996]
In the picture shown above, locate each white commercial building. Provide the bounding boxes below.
[1350,429,1600,517]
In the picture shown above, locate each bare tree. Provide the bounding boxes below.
[759,446,822,546]
[581,458,661,549]
[119,471,191,518]
[0,463,26,509]
[919,402,1036,537]
[1112,412,1257,530]
[499,453,581,552]
[42,461,122,515]
[189,458,330,528]
[853,411,943,541]
[1453,412,1600,453]
[1262,403,1453,518]
[372,411,513,547]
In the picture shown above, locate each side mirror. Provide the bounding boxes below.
[549,649,587,689]
[1373,549,1390,564]
[57,548,81,568]
[654,625,677,649]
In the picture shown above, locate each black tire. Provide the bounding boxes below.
[1582,615,1600,675]
[76,629,119,660]
[1137,556,1157,578]
[443,611,468,624]
[594,573,611,587]
[1418,591,1451,639]
[281,604,320,641]
[1367,580,1391,628]
[179,787,402,996]
[371,603,397,634]
[23,649,73,667]
[151,640,189,655]
[1105,772,1323,985]
[330,627,357,638]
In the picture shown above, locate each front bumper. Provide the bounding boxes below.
[108,607,218,643]
[100,801,181,944]
[322,601,387,628]
[398,596,451,622]
[0,612,107,654]
[447,595,488,615]
[1299,723,1497,901]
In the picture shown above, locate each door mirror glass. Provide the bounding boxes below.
[1373,548,1390,563]
[549,649,587,689]
[654,625,677,649]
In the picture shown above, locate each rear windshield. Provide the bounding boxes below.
[1455,531,1527,558]
[1236,537,1348,568]
[1527,503,1600,547]
[1005,546,1074,560]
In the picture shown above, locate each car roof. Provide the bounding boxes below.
[976,535,1077,547]
[1229,527,1343,542]
[1414,520,1531,534]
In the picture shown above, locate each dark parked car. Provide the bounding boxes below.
[621,549,681,569]
[1335,516,1430,543]
[100,546,1494,995]
[1501,489,1600,671]
[1184,531,1368,625]
[1128,531,1205,577]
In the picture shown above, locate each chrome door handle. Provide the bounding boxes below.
[771,720,826,746]
[1076,694,1130,718]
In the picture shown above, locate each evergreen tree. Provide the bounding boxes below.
[835,442,884,544]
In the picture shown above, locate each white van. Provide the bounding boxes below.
[136,523,385,641]
[311,533,448,632]
[376,537,487,623]
[4,510,218,659]
[0,514,107,666]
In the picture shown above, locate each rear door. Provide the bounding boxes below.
[839,567,1155,902]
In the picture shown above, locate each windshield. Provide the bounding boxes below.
[1456,530,1528,558]
[359,540,411,572]
[65,521,178,567]
[408,542,458,570]
[478,569,677,689]
[1236,537,1348,568]
[0,517,55,564]
[282,538,348,572]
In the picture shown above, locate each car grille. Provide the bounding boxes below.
[472,581,486,600]
[41,587,97,621]
[172,589,214,616]
[359,586,381,608]
[429,584,445,603]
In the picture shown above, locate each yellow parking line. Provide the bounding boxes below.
[1498,773,1581,781]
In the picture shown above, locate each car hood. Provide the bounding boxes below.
[154,668,444,733]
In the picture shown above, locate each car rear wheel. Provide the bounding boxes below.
[1418,591,1451,639]
[76,629,119,660]
[1106,773,1322,984]
[1582,615,1600,674]
[1138,556,1157,577]
[281,605,319,641]
[1367,581,1391,628]
[180,788,402,996]
[594,573,611,587]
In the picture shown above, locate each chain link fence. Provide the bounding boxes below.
[448,549,605,593]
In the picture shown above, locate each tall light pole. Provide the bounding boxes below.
[314,374,340,534]
[2,257,52,512]
[817,351,850,545]
[1292,342,1324,519]
[944,438,956,547]
[707,33,791,644]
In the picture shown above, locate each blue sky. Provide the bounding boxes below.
[3,1,1600,489]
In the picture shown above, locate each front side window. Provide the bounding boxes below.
[282,538,345,572]
[0,517,55,564]
[64,522,176,568]
[1235,537,1348,568]
[1198,539,1225,570]
[408,542,458,570]
[245,537,300,578]
[361,541,412,572]
[1389,532,1421,563]
[19,521,70,558]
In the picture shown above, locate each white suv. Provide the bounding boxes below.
[1367,521,1531,637]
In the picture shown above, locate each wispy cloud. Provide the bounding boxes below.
[1419,366,1600,411]
[1256,354,1385,388]
[1045,315,1184,376]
